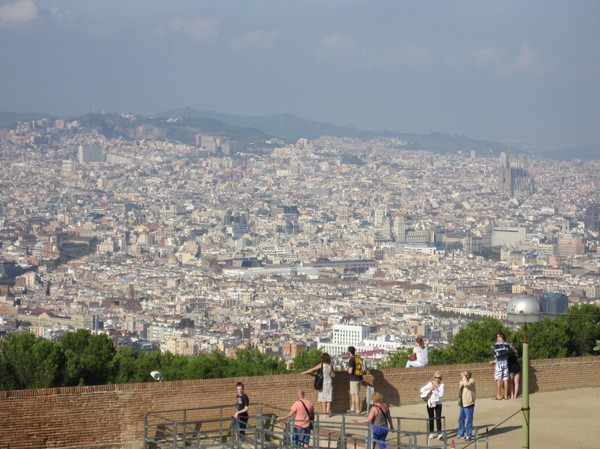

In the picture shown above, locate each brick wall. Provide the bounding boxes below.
[0,356,598,449]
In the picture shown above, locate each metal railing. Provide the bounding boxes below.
[143,404,489,449]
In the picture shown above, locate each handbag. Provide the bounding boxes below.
[314,368,324,390]
[427,390,440,408]
[408,353,417,361]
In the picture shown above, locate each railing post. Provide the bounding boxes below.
[143,413,148,449]
[339,415,346,449]
[172,422,177,449]
[312,413,318,448]
[183,410,188,447]
[257,403,265,448]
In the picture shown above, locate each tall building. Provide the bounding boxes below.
[77,145,105,163]
[497,152,535,197]
[393,216,407,242]
[557,235,584,257]
[584,203,600,232]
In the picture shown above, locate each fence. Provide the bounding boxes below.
[144,404,489,449]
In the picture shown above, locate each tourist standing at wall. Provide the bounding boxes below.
[347,346,364,414]
[278,389,315,448]
[233,381,250,436]
[302,352,335,417]
[420,371,445,440]
[488,332,517,400]
[457,371,476,441]
[354,391,394,449]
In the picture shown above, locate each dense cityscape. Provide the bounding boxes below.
[1,114,599,367]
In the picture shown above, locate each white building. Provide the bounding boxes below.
[318,324,370,356]
[492,227,527,247]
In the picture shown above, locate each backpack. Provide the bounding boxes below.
[353,356,365,377]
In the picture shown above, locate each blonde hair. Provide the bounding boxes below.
[371,391,384,403]
[433,371,443,380]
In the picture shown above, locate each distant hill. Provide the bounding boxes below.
[76,112,275,147]
[2,108,598,159]
[159,108,509,155]
[541,144,599,161]
[159,108,370,141]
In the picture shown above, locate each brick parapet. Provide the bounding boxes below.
[0,356,598,449]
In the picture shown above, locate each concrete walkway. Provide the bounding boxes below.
[324,387,600,448]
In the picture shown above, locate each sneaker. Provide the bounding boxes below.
[437,433,445,440]
[465,436,472,441]
[428,433,436,439]
[346,409,356,415]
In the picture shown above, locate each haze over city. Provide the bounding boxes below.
[1,0,600,150]
[1,2,600,447]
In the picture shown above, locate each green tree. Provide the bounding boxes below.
[0,332,65,389]
[562,304,600,356]
[108,346,159,384]
[290,347,322,373]
[184,351,229,379]
[431,317,512,365]
[516,318,569,359]
[59,330,115,386]
[29,338,66,388]
[225,348,287,377]
[159,352,190,381]
[377,348,412,369]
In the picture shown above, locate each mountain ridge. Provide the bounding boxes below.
[1,109,598,159]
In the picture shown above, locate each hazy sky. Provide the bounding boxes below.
[1,0,599,149]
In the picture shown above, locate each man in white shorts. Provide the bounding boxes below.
[489,332,516,400]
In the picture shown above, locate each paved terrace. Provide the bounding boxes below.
[380,386,600,448]
[145,387,600,449]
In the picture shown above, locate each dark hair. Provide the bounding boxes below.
[321,352,332,364]
[348,346,356,355]
[496,332,506,340]
[236,382,244,388]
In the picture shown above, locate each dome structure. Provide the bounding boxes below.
[507,294,541,323]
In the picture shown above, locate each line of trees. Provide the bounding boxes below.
[0,329,294,391]
[379,304,600,368]
[1,304,598,391]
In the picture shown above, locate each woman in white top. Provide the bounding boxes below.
[405,337,429,368]
[302,352,335,417]
[420,371,445,440]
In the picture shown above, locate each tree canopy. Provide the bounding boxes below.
[380,304,600,369]
[1,303,598,390]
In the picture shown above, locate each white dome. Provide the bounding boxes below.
[507,294,541,323]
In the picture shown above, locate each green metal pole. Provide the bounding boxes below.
[522,325,530,449]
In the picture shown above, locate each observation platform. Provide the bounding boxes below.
[143,386,600,449]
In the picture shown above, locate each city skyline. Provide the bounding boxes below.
[1,116,598,358]
[1,0,600,150]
